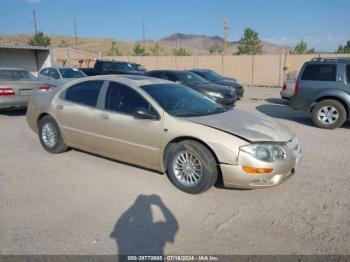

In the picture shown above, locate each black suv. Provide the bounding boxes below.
[289,58,350,129]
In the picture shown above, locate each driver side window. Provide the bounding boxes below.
[105,81,157,116]
[49,68,60,79]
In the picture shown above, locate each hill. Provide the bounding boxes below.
[0,33,292,56]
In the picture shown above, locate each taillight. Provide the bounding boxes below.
[38,85,51,92]
[0,88,16,96]
[294,80,299,96]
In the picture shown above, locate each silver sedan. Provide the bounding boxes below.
[0,68,50,109]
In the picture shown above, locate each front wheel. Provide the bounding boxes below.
[166,140,218,194]
[311,99,347,129]
[38,115,68,153]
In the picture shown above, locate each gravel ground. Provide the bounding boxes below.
[1,86,349,255]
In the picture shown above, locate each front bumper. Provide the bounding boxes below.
[0,96,29,109]
[211,96,236,107]
[234,88,244,99]
[220,138,303,189]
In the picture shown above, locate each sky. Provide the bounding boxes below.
[0,0,349,52]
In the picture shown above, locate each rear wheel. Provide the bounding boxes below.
[166,140,218,194]
[38,115,68,153]
[311,99,347,129]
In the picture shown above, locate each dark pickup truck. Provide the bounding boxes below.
[80,60,146,76]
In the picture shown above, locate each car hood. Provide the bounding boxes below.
[187,109,294,143]
[212,79,242,89]
[190,82,233,95]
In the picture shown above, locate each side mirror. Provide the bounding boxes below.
[133,107,159,120]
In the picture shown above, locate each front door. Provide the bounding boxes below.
[95,81,163,168]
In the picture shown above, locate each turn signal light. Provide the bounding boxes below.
[242,166,273,174]
[0,88,15,96]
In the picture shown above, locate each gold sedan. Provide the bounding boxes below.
[26,75,302,194]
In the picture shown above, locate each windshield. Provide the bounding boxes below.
[0,69,37,81]
[59,68,86,78]
[177,71,209,85]
[142,83,229,117]
[195,70,222,81]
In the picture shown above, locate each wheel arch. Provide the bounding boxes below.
[37,112,50,127]
[162,136,222,180]
[311,96,349,118]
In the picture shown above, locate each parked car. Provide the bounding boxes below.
[289,58,350,129]
[280,80,295,99]
[80,60,146,76]
[190,69,244,99]
[147,70,237,107]
[26,75,302,194]
[38,67,86,87]
[0,68,50,109]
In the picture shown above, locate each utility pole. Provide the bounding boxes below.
[74,19,78,45]
[223,18,231,55]
[142,20,146,48]
[33,10,37,34]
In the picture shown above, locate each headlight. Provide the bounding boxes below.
[205,91,224,98]
[240,144,286,162]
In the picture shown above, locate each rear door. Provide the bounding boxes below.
[94,81,163,168]
[55,80,105,151]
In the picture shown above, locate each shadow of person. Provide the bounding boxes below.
[111,194,179,256]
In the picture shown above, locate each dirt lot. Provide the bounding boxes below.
[1,87,350,255]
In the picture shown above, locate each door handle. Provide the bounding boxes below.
[99,113,110,120]
[56,104,63,110]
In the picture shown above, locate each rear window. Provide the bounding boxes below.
[301,64,337,81]
[0,70,37,81]
[59,68,85,78]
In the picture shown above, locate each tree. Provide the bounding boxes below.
[149,43,163,56]
[336,40,350,53]
[173,47,191,56]
[208,42,223,55]
[237,28,263,55]
[107,41,121,56]
[291,40,315,54]
[27,32,51,46]
[132,43,147,56]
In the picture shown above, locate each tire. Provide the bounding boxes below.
[311,99,347,129]
[166,140,218,194]
[38,115,68,153]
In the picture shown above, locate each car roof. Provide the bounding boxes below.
[0,67,28,71]
[96,60,139,65]
[79,74,171,87]
[148,69,193,73]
